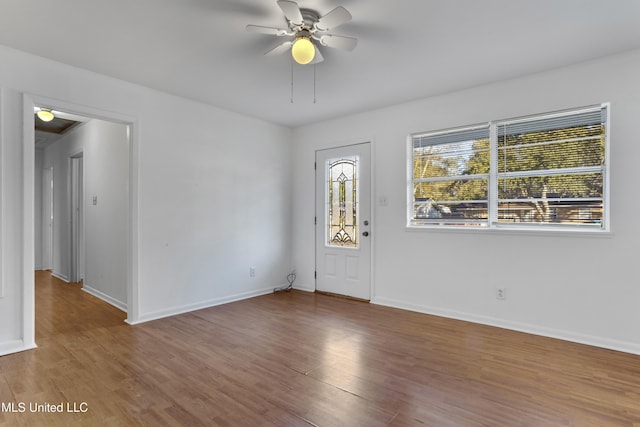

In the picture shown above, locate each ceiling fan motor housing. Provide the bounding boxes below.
[299,9,320,30]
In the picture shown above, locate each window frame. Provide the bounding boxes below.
[407,104,610,234]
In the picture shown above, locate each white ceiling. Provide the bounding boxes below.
[2,0,640,128]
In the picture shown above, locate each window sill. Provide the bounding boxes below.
[405,224,613,238]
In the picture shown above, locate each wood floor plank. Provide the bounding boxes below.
[1,271,640,425]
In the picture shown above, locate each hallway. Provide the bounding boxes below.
[34,270,126,341]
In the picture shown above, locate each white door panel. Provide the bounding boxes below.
[315,143,371,300]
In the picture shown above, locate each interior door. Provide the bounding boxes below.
[315,143,371,300]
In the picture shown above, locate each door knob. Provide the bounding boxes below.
[362,231,369,237]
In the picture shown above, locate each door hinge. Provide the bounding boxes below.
[314,161,317,170]
[314,271,317,279]
[314,216,317,225]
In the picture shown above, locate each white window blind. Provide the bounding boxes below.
[410,125,490,226]
[495,106,607,228]
[408,104,609,231]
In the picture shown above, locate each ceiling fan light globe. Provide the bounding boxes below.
[291,37,315,65]
[37,109,55,122]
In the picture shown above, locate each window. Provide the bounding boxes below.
[410,125,490,226]
[408,104,609,231]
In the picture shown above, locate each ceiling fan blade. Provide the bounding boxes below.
[319,34,358,51]
[246,25,290,36]
[264,41,293,56]
[316,6,352,31]
[277,0,303,26]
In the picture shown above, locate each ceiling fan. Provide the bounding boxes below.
[246,0,357,65]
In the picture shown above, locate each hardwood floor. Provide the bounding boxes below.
[1,271,640,426]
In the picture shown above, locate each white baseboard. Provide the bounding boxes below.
[128,285,285,325]
[51,271,69,282]
[0,340,37,357]
[82,284,127,313]
[371,296,640,356]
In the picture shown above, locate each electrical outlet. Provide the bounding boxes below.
[496,288,506,300]
[250,267,256,277]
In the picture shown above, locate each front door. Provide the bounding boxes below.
[315,143,371,300]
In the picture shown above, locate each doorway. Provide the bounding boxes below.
[23,94,139,351]
[34,110,128,308]
[315,142,372,300]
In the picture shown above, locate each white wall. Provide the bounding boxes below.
[38,119,129,309]
[0,88,26,353]
[0,44,293,355]
[134,93,293,321]
[84,120,129,308]
[292,49,640,354]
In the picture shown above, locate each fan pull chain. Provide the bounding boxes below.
[289,60,318,104]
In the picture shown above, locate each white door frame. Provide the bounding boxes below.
[22,93,140,350]
[42,166,54,271]
[315,141,375,300]
[69,153,84,283]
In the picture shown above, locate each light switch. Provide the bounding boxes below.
[92,196,98,205]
